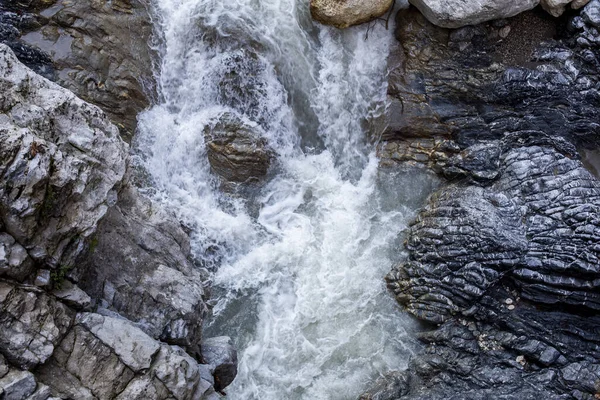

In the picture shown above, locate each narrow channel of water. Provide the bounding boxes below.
[134,0,439,398]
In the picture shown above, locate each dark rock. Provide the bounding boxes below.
[202,336,238,391]
[0,0,155,137]
[204,112,273,183]
[374,3,600,399]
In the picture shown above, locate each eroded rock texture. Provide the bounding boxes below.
[310,0,395,29]
[0,0,155,137]
[369,1,600,399]
[0,46,232,399]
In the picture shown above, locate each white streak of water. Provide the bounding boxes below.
[134,0,433,398]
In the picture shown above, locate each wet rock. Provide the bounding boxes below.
[542,0,591,16]
[381,5,600,171]
[310,0,394,29]
[51,281,91,310]
[202,336,238,391]
[37,313,217,400]
[0,369,36,400]
[0,233,34,281]
[76,184,208,350]
[1,0,155,136]
[0,44,127,269]
[0,282,73,369]
[409,0,539,28]
[204,112,273,183]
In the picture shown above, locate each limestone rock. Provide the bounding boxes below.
[0,233,34,281]
[0,44,127,268]
[51,281,91,309]
[0,282,73,369]
[1,0,155,136]
[37,313,218,400]
[204,112,273,183]
[541,0,591,16]
[202,336,238,391]
[0,369,36,400]
[310,0,394,29]
[76,185,209,349]
[408,0,539,28]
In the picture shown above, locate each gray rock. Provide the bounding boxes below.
[0,44,127,269]
[0,233,34,281]
[0,282,73,369]
[202,336,238,391]
[0,370,36,400]
[32,269,50,288]
[25,382,51,400]
[51,281,91,310]
[204,112,273,183]
[409,0,539,28]
[310,0,394,28]
[76,184,208,350]
[542,0,591,16]
[76,313,160,372]
[3,0,155,136]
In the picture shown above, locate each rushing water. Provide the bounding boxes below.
[134,0,439,398]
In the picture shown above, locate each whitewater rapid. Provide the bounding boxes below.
[134,0,437,398]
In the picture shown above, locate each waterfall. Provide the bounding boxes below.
[134,0,438,398]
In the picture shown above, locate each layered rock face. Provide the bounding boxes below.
[0,45,233,399]
[310,0,395,28]
[365,1,600,399]
[0,0,155,138]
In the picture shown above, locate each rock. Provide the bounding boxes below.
[1,0,155,136]
[0,282,73,369]
[201,336,238,391]
[26,382,51,400]
[0,44,127,269]
[51,281,91,310]
[32,269,50,288]
[37,313,217,400]
[408,0,539,28]
[542,0,592,16]
[310,0,394,29]
[376,3,600,398]
[0,233,34,281]
[76,184,209,350]
[0,369,36,400]
[204,112,273,183]
[76,313,160,371]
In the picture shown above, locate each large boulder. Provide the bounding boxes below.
[36,313,219,400]
[0,43,128,268]
[408,0,539,28]
[204,112,273,183]
[310,0,394,29]
[0,0,155,138]
[76,184,209,351]
[201,336,238,392]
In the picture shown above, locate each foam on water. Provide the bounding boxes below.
[135,0,431,398]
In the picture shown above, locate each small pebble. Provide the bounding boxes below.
[507,305,515,310]
[516,355,526,365]
[505,298,514,305]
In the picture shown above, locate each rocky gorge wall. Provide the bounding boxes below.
[363,0,600,399]
[2,0,600,398]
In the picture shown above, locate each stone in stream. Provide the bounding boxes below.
[204,112,274,183]
[310,0,395,29]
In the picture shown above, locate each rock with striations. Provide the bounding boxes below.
[310,0,394,29]
[0,43,128,269]
[408,0,539,28]
[204,112,273,183]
